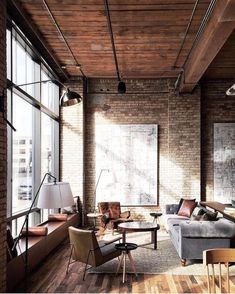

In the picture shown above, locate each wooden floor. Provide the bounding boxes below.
[15,238,235,293]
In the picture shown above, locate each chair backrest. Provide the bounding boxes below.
[203,248,235,293]
[98,202,121,219]
[68,226,102,266]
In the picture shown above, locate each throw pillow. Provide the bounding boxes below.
[177,199,197,217]
[176,198,196,214]
[201,211,218,221]
[192,206,205,216]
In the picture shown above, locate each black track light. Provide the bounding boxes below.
[118,81,126,94]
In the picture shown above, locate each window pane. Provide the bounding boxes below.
[12,94,33,214]
[13,38,26,88]
[6,29,11,80]
[26,53,40,100]
[41,70,59,114]
[41,113,53,178]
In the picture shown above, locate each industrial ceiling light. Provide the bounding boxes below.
[60,88,82,106]
[118,81,126,94]
[226,84,235,96]
[16,79,82,107]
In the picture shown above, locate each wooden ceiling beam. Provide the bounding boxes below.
[180,0,235,93]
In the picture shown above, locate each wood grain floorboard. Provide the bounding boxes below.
[14,238,215,293]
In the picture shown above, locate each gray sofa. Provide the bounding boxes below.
[165,204,235,266]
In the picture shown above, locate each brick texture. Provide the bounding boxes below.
[201,80,235,201]
[83,78,201,222]
[0,0,7,292]
[60,79,84,222]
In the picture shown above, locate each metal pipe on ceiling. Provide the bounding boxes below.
[182,0,217,68]
[42,0,86,78]
[173,0,200,68]
[104,0,121,82]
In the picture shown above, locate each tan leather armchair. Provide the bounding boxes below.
[67,226,121,280]
[98,202,133,233]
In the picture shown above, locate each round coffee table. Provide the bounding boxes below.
[118,221,160,250]
[115,242,138,283]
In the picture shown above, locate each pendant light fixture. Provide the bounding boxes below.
[104,0,126,94]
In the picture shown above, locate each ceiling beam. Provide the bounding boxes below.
[180,0,235,93]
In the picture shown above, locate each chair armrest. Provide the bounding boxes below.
[165,204,179,214]
[120,210,130,219]
[179,219,235,238]
[98,237,122,248]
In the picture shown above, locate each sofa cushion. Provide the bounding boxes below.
[164,214,189,231]
[179,218,235,238]
[178,199,197,217]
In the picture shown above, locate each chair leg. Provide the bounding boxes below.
[123,253,126,283]
[127,252,137,277]
[66,244,74,274]
[116,253,124,275]
[83,263,88,281]
[206,265,211,293]
[83,250,92,281]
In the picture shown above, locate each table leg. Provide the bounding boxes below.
[123,252,126,283]
[93,217,96,230]
[116,253,124,275]
[151,229,157,250]
[122,231,126,243]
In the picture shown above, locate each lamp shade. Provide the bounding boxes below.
[37,182,74,209]
[60,88,82,107]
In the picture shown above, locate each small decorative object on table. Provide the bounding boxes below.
[115,242,138,283]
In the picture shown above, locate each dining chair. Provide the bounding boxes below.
[203,248,235,293]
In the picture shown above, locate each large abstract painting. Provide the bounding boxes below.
[214,123,235,203]
[95,124,158,206]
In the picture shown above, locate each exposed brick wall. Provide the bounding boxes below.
[201,80,235,201]
[0,0,7,291]
[84,78,201,222]
[60,78,84,221]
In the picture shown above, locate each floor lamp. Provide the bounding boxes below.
[12,172,74,290]
[93,169,110,211]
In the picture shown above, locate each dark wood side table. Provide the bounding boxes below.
[200,201,235,222]
[115,242,138,283]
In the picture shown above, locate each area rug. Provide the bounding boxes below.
[89,231,235,275]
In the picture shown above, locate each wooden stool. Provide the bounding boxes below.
[150,212,162,225]
[115,242,138,283]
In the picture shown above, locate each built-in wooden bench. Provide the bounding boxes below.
[7,213,80,291]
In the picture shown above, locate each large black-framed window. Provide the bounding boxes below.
[6,22,60,236]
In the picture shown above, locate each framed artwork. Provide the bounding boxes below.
[214,123,235,203]
[95,124,158,206]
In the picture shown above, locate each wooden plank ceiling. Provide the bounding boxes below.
[17,0,213,79]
